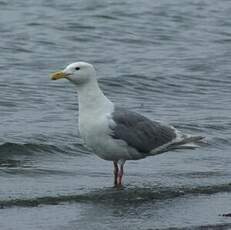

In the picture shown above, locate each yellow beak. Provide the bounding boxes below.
[51,71,66,80]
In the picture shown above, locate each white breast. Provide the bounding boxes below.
[79,108,132,161]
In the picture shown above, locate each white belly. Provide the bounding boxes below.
[79,114,134,161]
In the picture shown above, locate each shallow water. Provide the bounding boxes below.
[1,0,231,229]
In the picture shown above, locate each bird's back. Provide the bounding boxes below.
[110,107,177,154]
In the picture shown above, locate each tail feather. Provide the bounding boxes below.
[150,135,205,156]
[172,135,204,146]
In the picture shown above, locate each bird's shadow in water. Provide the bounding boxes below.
[85,184,180,206]
[85,182,231,207]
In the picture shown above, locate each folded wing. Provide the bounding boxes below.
[110,107,177,154]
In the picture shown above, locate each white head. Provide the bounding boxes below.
[51,62,96,86]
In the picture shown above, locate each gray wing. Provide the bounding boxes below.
[110,107,176,154]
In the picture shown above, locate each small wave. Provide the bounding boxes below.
[0,142,64,156]
[163,223,231,230]
[0,142,89,157]
[1,183,230,208]
[0,159,30,168]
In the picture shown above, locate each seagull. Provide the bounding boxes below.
[51,62,204,186]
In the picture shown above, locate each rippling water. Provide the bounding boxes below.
[1,0,231,229]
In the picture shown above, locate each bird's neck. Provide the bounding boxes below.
[76,79,113,115]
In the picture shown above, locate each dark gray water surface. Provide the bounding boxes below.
[1,0,231,229]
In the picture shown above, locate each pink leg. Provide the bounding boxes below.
[118,164,124,185]
[117,160,125,186]
[113,161,118,186]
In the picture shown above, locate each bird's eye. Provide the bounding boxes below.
[75,67,80,70]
